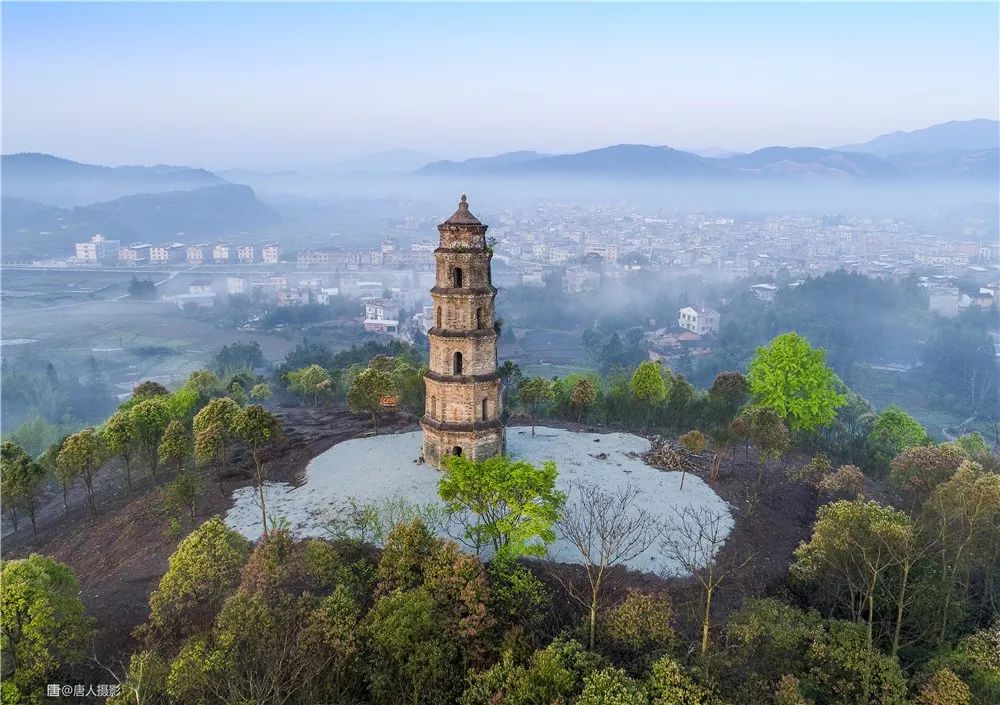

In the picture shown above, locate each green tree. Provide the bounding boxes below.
[106,650,169,705]
[184,369,226,399]
[0,555,93,699]
[164,386,201,425]
[44,437,74,512]
[922,462,1000,646]
[945,433,998,471]
[889,445,966,508]
[647,655,717,705]
[1,442,46,537]
[250,383,272,401]
[570,377,599,423]
[163,470,202,523]
[678,430,707,490]
[132,380,169,399]
[461,637,602,705]
[724,598,825,703]
[818,465,866,500]
[747,332,846,432]
[747,406,791,482]
[929,619,1000,704]
[439,454,565,559]
[128,397,171,477]
[518,377,555,436]
[158,420,192,475]
[231,405,286,536]
[192,397,241,496]
[868,406,930,471]
[603,591,675,666]
[101,410,137,489]
[806,620,908,705]
[147,516,251,639]
[664,372,696,428]
[347,367,395,434]
[707,370,749,419]
[56,427,106,515]
[287,364,333,406]
[630,361,667,424]
[916,668,972,705]
[364,588,464,705]
[791,499,914,647]
[577,667,646,705]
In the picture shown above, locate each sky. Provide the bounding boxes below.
[2,2,998,169]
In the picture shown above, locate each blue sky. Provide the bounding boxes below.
[3,2,997,168]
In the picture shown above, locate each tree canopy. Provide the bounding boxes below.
[748,332,846,431]
[439,454,565,559]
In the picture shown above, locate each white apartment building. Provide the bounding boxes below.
[261,244,279,264]
[296,250,333,268]
[150,244,186,264]
[186,244,207,264]
[678,306,721,335]
[75,234,121,263]
[237,245,255,264]
[212,244,230,263]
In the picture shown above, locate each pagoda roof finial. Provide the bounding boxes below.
[443,193,482,226]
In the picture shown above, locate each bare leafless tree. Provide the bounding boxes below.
[659,505,751,655]
[551,482,656,648]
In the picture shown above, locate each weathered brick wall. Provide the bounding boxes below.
[422,426,505,467]
[428,334,497,377]
[434,251,492,289]
[425,378,501,423]
[430,292,495,332]
[437,225,487,251]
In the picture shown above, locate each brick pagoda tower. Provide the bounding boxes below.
[421,195,505,467]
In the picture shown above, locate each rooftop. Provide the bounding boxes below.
[442,194,483,226]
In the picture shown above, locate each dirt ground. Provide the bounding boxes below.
[3,407,819,674]
[514,414,818,649]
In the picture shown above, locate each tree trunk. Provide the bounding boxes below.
[85,476,97,516]
[61,483,68,511]
[588,603,597,649]
[892,560,911,658]
[701,587,713,655]
[866,577,876,647]
[256,457,268,538]
[371,411,379,435]
[29,509,37,538]
[124,457,132,489]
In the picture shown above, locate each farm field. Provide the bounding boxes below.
[0,266,298,393]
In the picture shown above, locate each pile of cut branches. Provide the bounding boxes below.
[643,436,699,473]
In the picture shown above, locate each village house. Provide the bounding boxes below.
[678,305,720,335]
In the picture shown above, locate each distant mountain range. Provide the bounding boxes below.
[419,120,999,181]
[836,119,999,156]
[1,119,995,258]
[1,153,227,207]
